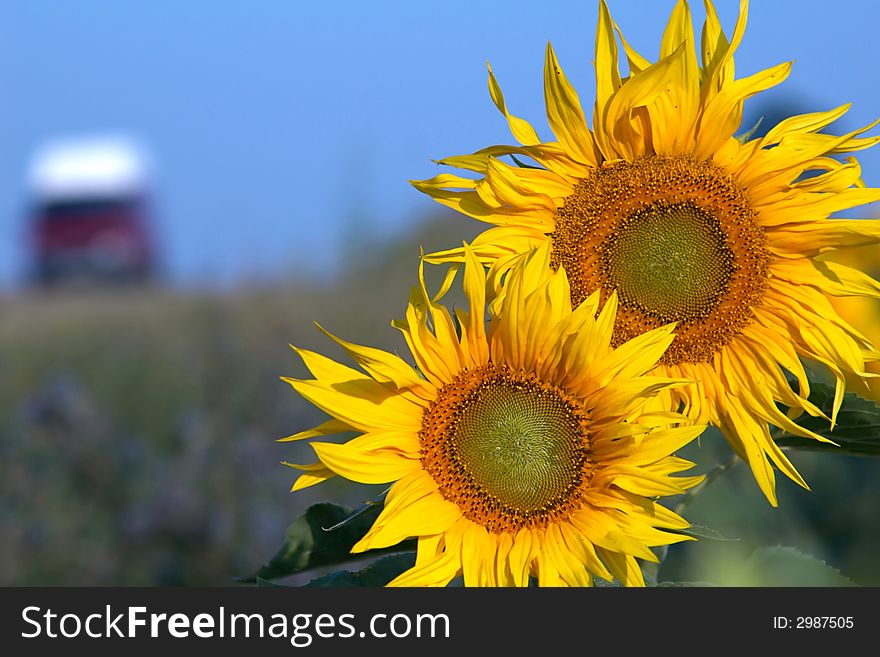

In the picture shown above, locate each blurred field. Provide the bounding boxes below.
[0,214,475,585]
[1,214,878,586]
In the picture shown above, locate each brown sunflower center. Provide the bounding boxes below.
[420,363,592,533]
[550,155,769,365]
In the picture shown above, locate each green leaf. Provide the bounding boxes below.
[509,154,541,169]
[255,576,291,588]
[656,581,716,587]
[670,524,739,542]
[735,116,763,142]
[304,553,417,587]
[735,546,856,586]
[237,502,415,583]
[774,382,880,456]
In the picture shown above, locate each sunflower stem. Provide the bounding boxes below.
[673,454,740,516]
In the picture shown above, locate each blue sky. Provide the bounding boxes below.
[0,0,878,288]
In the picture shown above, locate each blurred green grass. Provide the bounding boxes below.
[1,213,878,585]
[0,214,475,585]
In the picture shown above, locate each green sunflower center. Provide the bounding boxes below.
[454,379,584,511]
[420,364,593,533]
[601,201,734,322]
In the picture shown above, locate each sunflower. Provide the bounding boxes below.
[413,0,880,505]
[282,246,704,586]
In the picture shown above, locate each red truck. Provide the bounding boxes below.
[27,136,156,284]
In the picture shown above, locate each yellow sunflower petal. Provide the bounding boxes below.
[720,401,779,505]
[460,523,498,587]
[545,42,600,166]
[311,441,420,485]
[284,378,421,433]
[387,527,463,587]
[283,461,337,491]
[545,523,591,586]
[593,0,621,159]
[696,61,792,159]
[488,62,542,146]
[602,48,682,160]
[314,324,434,400]
[354,493,461,553]
[277,417,351,443]
[773,257,880,300]
[761,104,852,147]
[703,0,749,96]
[596,548,646,587]
[558,521,612,582]
[656,0,700,153]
